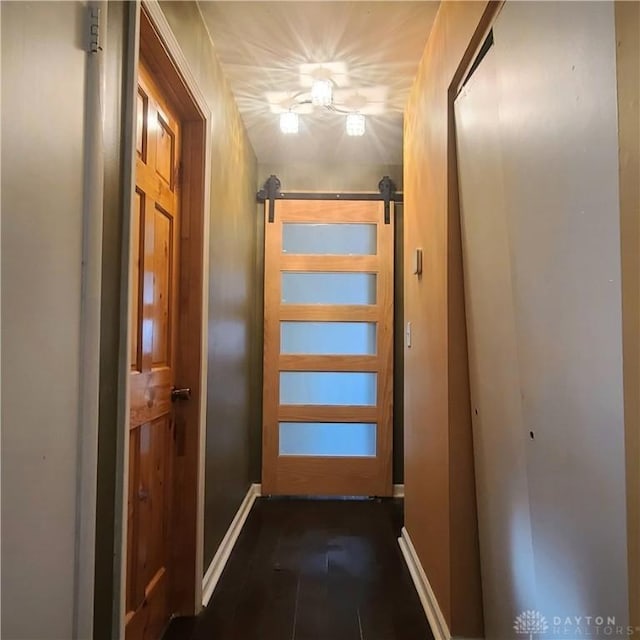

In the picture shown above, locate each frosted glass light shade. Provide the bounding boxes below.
[311,79,333,106]
[280,111,299,134]
[346,113,365,136]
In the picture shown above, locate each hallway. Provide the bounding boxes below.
[1,1,639,639]
[163,499,432,640]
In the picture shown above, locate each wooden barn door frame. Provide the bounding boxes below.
[115,1,211,635]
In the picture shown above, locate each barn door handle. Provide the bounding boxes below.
[171,387,191,402]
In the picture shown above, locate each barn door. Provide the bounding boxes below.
[262,199,393,496]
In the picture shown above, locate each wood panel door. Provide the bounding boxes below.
[262,200,394,496]
[126,60,181,640]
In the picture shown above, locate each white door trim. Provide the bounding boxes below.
[74,2,108,636]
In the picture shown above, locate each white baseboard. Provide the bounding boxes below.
[201,483,262,606]
[398,526,452,640]
[393,483,405,498]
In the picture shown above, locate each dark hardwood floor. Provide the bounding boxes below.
[163,498,433,640]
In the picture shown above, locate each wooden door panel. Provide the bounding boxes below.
[277,204,380,223]
[126,421,170,629]
[135,158,177,214]
[127,58,180,640]
[129,369,172,429]
[155,115,175,188]
[280,255,378,272]
[151,206,172,367]
[262,200,394,496]
[143,569,168,640]
[135,418,169,593]
[131,191,143,371]
[136,89,147,158]
[275,456,387,495]
[279,355,379,372]
[125,570,167,640]
[126,432,139,613]
[278,405,378,422]
[279,304,378,321]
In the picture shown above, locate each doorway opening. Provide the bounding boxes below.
[122,5,210,638]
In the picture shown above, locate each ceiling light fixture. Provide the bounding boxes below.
[275,70,372,136]
[311,79,333,107]
[279,110,299,134]
[346,112,366,136]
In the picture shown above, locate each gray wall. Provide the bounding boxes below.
[258,163,404,483]
[456,2,628,636]
[1,2,87,638]
[259,163,402,193]
[158,2,261,569]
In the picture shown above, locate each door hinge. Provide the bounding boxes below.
[88,6,102,54]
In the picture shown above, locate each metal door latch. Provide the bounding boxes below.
[171,387,192,402]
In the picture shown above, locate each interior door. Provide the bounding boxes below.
[454,42,536,639]
[126,59,181,640]
[262,199,393,496]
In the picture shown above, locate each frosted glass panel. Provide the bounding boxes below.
[280,372,377,406]
[282,223,376,255]
[279,422,376,457]
[282,272,376,305]
[281,322,376,355]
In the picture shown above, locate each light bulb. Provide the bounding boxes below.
[280,111,299,134]
[346,112,365,136]
[311,79,333,106]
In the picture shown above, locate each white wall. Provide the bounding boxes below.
[1,2,87,637]
[495,2,628,628]
[456,2,628,637]
[455,44,537,640]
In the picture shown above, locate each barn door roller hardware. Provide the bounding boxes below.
[257,175,401,224]
[257,175,282,223]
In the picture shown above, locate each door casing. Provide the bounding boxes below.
[115,1,212,635]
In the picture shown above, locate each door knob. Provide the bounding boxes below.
[171,386,191,402]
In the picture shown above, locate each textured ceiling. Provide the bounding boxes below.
[197,1,438,165]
